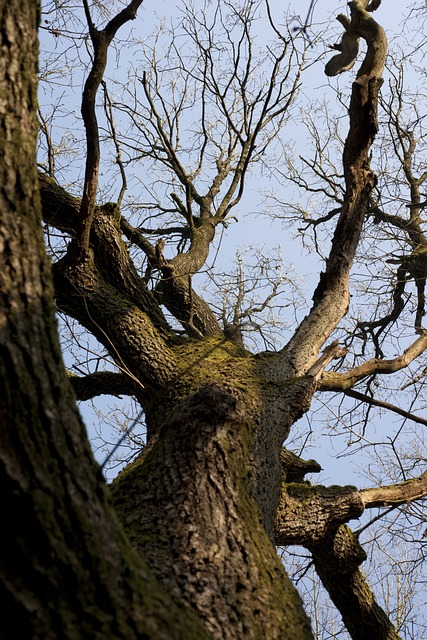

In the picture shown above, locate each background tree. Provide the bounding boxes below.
[2,1,427,639]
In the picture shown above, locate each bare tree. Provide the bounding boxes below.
[2,1,427,639]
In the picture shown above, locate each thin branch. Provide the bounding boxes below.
[101,80,127,207]
[320,333,427,390]
[343,388,427,427]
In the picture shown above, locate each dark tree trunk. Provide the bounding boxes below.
[0,4,209,638]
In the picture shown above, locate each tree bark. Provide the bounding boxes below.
[311,527,400,640]
[111,384,313,640]
[275,463,405,640]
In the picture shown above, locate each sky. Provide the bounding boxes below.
[38,0,425,487]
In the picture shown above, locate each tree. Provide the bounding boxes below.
[1,1,426,639]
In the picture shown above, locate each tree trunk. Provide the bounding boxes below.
[0,4,208,638]
[111,346,316,639]
[0,4,314,639]
[38,177,316,638]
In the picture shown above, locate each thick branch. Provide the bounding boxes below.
[46,196,176,392]
[68,371,139,401]
[155,269,222,338]
[275,464,427,639]
[40,174,170,335]
[39,171,79,235]
[360,471,427,508]
[275,483,364,546]
[275,473,427,547]
[311,526,400,640]
[39,174,221,339]
[53,253,176,393]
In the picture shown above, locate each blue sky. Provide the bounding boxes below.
[39,1,426,489]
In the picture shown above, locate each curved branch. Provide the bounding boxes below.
[78,0,144,256]
[325,13,360,77]
[325,1,385,78]
[320,333,427,390]
[123,221,222,338]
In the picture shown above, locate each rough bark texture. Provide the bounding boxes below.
[112,384,313,640]
[107,332,318,637]
[274,466,404,640]
[311,527,400,640]
[39,170,317,634]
